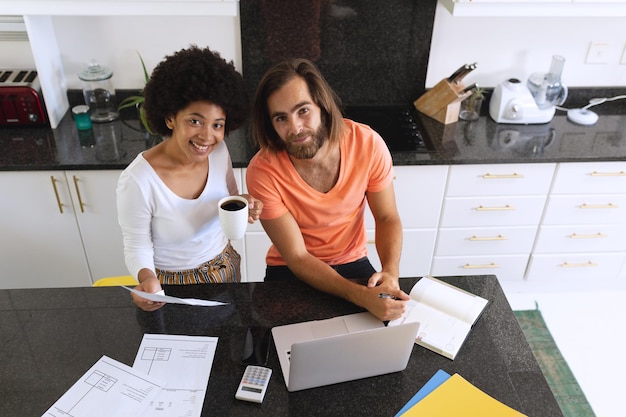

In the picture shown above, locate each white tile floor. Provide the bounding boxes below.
[506,290,626,417]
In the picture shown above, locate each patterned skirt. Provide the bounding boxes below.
[156,243,241,284]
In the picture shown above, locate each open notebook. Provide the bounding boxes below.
[272,312,420,392]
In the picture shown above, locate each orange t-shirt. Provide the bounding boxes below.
[246,119,394,266]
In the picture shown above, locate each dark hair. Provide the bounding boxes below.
[143,45,248,137]
[252,58,345,152]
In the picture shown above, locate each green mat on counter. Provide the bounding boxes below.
[514,309,596,417]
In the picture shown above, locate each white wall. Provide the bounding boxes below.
[1,40,35,67]
[0,15,241,90]
[426,2,626,89]
[53,15,241,90]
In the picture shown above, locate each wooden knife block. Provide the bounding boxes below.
[414,79,470,125]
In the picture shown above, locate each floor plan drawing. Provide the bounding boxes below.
[42,356,163,417]
[132,334,218,417]
[140,347,172,373]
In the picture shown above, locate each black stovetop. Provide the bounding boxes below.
[343,105,432,152]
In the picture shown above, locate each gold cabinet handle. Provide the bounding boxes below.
[463,262,500,269]
[482,173,524,179]
[50,175,64,214]
[560,261,598,268]
[367,240,375,244]
[73,175,86,213]
[475,204,515,211]
[469,235,507,241]
[569,232,607,239]
[579,203,618,209]
[590,170,626,177]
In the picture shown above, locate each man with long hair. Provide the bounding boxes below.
[246,58,408,321]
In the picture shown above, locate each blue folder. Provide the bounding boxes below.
[394,369,451,417]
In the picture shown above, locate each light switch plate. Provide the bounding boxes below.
[586,42,610,65]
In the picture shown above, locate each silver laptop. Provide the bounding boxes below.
[272,312,420,392]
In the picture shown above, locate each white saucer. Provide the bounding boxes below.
[567,108,599,125]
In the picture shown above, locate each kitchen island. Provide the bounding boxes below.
[0,275,563,417]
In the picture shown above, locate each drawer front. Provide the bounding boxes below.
[435,226,537,256]
[526,252,626,282]
[431,254,529,281]
[552,162,626,195]
[446,163,555,197]
[542,194,626,225]
[368,229,436,277]
[366,165,448,229]
[440,195,547,227]
[534,224,626,254]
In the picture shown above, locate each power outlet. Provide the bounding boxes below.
[586,42,610,64]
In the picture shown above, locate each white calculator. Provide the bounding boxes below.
[235,365,272,403]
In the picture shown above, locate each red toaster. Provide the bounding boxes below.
[0,69,48,126]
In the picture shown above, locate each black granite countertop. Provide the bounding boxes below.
[0,276,562,417]
[1,88,625,171]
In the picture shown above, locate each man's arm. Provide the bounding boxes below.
[365,181,403,288]
[260,209,407,321]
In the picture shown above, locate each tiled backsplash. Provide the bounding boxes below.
[240,0,438,106]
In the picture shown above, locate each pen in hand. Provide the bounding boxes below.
[378,293,399,300]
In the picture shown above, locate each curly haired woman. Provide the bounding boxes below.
[117,45,262,311]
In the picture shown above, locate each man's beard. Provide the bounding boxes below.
[285,126,326,159]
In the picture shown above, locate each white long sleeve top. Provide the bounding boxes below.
[116,141,238,278]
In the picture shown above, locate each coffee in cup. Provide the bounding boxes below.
[221,200,247,211]
[218,196,248,240]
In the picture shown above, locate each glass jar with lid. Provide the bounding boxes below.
[78,59,119,122]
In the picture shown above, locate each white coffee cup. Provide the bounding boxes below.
[218,195,248,240]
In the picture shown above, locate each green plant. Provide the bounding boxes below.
[117,52,153,134]
[463,87,485,112]
[459,87,486,121]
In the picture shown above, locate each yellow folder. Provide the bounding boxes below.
[401,373,527,417]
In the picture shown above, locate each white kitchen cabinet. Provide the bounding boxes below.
[551,162,626,194]
[364,165,448,230]
[439,0,626,17]
[444,163,555,197]
[243,232,272,283]
[431,254,531,279]
[240,168,270,282]
[367,229,438,278]
[435,226,537,256]
[526,162,626,289]
[366,165,448,277]
[69,170,128,282]
[526,253,625,291]
[432,163,556,282]
[0,170,126,289]
[0,1,238,16]
[439,195,547,227]
[533,225,626,254]
[228,168,249,282]
[542,194,626,225]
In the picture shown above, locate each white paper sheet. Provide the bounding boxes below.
[122,286,228,306]
[42,355,164,417]
[132,334,218,417]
